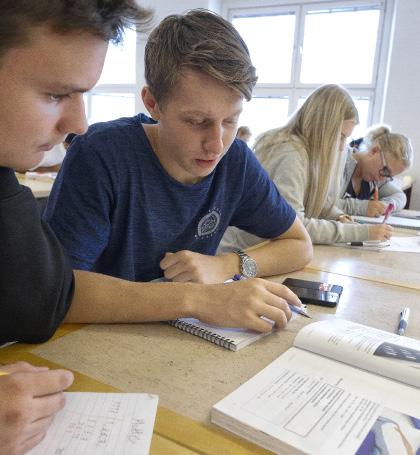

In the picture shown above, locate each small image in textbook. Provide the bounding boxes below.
[374,342,420,364]
[355,407,420,455]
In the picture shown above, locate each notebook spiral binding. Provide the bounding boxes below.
[168,319,236,351]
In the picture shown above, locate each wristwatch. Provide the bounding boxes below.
[235,250,257,278]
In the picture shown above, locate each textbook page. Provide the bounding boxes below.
[28,392,158,455]
[294,319,420,388]
[212,347,420,455]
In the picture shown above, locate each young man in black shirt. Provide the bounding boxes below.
[0,2,151,453]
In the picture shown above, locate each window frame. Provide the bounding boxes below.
[223,0,395,126]
[83,30,146,124]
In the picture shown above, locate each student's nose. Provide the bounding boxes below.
[58,94,89,136]
[203,124,224,157]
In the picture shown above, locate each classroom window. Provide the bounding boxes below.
[84,28,138,124]
[233,13,296,83]
[226,1,390,144]
[240,97,289,143]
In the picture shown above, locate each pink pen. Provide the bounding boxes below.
[382,203,394,224]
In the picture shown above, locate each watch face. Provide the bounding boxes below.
[243,257,257,278]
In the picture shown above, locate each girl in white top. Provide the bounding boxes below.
[219,84,393,250]
[339,125,413,217]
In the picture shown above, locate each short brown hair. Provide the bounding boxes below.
[144,9,257,104]
[0,0,152,60]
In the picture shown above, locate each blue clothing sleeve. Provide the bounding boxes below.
[44,136,114,270]
[229,146,296,238]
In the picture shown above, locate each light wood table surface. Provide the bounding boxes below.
[308,235,420,290]
[15,172,54,198]
[2,269,419,454]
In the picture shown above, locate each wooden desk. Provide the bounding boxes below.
[2,270,419,454]
[15,172,54,198]
[308,239,420,290]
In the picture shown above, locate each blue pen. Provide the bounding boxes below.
[397,307,410,335]
[289,304,311,318]
[232,274,244,281]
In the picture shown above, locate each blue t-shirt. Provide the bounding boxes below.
[44,114,296,281]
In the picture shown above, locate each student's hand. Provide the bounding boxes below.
[368,224,393,241]
[193,278,302,332]
[0,362,74,455]
[160,250,230,283]
[366,200,387,217]
[336,214,354,223]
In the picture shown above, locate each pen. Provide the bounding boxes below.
[289,304,311,318]
[232,274,244,281]
[347,241,389,248]
[397,307,410,335]
[373,183,379,201]
[382,203,394,224]
[0,371,9,376]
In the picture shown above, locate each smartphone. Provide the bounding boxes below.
[282,278,343,307]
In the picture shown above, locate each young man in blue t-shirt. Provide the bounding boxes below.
[45,9,312,333]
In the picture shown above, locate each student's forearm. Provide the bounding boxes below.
[225,219,313,278]
[245,237,313,277]
[65,270,199,323]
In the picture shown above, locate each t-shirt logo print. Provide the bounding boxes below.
[196,209,221,239]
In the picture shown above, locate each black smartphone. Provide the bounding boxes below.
[282,278,343,307]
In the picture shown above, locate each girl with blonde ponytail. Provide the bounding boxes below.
[340,125,413,216]
[219,84,394,250]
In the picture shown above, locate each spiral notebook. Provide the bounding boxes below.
[167,318,274,351]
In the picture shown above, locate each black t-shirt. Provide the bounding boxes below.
[0,167,74,344]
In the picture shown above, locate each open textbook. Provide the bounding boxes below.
[212,319,420,455]
[28,392,158,455]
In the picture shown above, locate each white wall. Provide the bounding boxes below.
[382,0,420,209]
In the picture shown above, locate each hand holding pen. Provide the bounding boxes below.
[382,203,394,224]
[230,275,311,319]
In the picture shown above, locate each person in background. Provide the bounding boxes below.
[0,1,151,453]
[339,125,413,216]
[236,125,252,143]
[44,9,312,332]
[219,84,393,251]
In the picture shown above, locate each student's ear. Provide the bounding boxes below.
[141,87,161,121]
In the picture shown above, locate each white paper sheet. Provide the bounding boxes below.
[28,392,158,455]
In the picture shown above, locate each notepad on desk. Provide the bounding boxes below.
[168,311,301,351]
[211,319,420,454]
[28,392,158,455]
[167,318,275,351]
[354,214,420,230]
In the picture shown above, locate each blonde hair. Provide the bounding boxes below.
[364,125,413,169]
[255,84,359,218]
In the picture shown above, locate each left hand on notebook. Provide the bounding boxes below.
[160,250,229,283]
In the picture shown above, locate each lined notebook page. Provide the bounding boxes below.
[28,392,158,455]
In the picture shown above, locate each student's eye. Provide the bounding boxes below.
[187,119,206,127]
[48,93,71,102]
[224,119,237,126]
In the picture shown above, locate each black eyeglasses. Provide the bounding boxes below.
[379,150,393,181]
